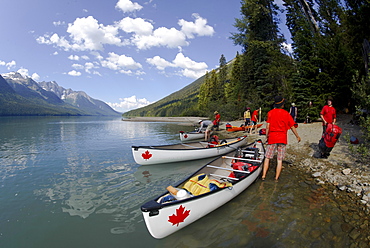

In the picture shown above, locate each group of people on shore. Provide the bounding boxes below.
[243,107,260,134]
[198,95,337,181]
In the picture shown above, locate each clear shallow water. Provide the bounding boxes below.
[0,117,357,247]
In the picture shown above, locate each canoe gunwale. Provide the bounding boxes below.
[132,136,246,151]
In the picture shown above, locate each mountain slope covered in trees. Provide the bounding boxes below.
[0,75,84,116]
[123,75,206,117]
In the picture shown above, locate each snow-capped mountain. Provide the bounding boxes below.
[1,72,120,116]
[39,80,120,116]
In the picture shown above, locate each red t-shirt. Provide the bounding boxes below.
[251,110,258,122]
[320,105,336,125]
[266,108,295,144]
[213,114,220,125]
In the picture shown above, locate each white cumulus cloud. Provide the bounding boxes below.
[179,13,215,39]
[116,14,213,50]
[72,63,84,70]
[115,0,143,13]
[66,16,122,51]
[146,52,207,79]
[116,17,153,35]
[101,52,142,73]
[68,70,82,76]
[0,60,16,70]
[37,16,123,51]
[12,68,40,81]
[146,56,174,70]
[107,95,150,112]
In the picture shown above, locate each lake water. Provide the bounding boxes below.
[0,116,358,247]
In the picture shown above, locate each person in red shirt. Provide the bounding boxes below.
[320,96,336,133]
[249,109,259,134]
[262,96,301,181]
[213,111,221,131]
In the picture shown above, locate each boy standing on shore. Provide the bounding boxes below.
[320,96,336,133]
[262,96,301,181]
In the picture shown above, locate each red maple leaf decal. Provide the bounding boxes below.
[168,205,190,226]
[184,134,188,139]
[142,150,152,160]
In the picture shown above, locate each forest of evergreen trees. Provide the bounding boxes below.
[197,0,370,124]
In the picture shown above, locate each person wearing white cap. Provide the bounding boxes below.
[198,120,213,141]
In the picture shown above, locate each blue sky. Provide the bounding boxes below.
[0,0,289,113]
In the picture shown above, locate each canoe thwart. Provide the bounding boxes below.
[210,173,239,181]
[206,165,250,174]
[241,150,264,154]
[222,156,262,163]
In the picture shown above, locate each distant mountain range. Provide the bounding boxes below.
[0,72,120,116]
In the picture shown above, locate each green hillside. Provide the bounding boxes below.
[123,75,205,117]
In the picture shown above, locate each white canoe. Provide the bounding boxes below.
[132,136,247,165]
[179,130,207,141]
[140,140,265,239]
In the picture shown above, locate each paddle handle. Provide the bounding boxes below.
[166,185,179,195]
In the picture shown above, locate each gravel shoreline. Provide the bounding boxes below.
[217,115,370,210]
[217,114,370,245]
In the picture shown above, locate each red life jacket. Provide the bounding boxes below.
[208,135,220,147]
[228,162,258,178]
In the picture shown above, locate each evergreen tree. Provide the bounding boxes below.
[225,52,242,104]
[198,71,211,110]
[284,0,322,120]
[209,69,220,102]
[231,0,287,111]
[315,0,355,109]
[343,0,370,78]
[218,54,228,103]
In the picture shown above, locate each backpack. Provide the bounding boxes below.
[228,162,258,179]
[323,124,342,148]
[259,128,266,135]
[208,135,220,147]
